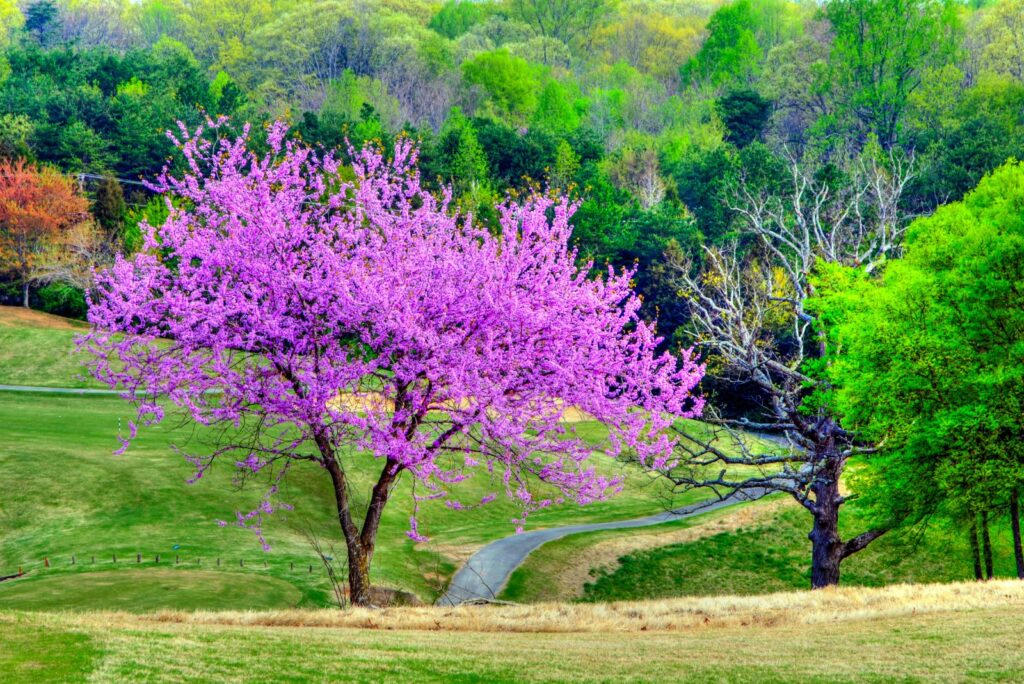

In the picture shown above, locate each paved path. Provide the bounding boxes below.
[1,382,776,605]
[0,384,120,394]
[437,486,769,606]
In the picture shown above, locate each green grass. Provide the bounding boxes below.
[0,615,99,682]
[499,500,762,603]
[0,391,699,610]
[505,498,1022,604]
[3,605,1024,682]
[0,306,100,388]
[0,568,303,612]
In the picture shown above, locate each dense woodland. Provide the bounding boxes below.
[1,0,1023,588]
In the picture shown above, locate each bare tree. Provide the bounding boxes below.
[32,220,116,292]
[662,148,914,588]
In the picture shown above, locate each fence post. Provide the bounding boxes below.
[71,555,75,565]
[44,557,49,568]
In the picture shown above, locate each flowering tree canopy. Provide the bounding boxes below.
[83,120,704,605]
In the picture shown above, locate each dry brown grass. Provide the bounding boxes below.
[106,579,1024,634]
[0,305,87,330]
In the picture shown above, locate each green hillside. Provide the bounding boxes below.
[503,498,1018,604]
[0,390,713,610]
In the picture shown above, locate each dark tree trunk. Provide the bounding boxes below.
[982,509,994,580]
[346,539,372,607]
[323,450,401,607]
[808,447,844,589]
[1011,489,1024,579]
[970,517,983,580]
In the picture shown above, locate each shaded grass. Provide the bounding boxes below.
[0,569,302,612]
[0,615,99,682]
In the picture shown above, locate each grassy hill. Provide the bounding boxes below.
[3,305,1006,615]
[4,581,1024,682]
[502,495,1019,603]
[0,307,713,610]
[0,391,708,610]
[0,306,101,388]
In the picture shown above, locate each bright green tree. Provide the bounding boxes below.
[824,0,961,149]
[462,48,541,124]
[822,161,1024,579]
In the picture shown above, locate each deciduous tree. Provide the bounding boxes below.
[661,146,914,588]
[83,120,705,606]
[0,159,89,307]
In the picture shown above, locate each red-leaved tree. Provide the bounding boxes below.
[0,159,90,307]
[83,120,704,605]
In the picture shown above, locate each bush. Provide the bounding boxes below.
[35,283,87,319]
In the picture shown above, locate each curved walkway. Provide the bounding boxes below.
[1,383,774,607]
[0,384,120,394]
[437,487,769,606]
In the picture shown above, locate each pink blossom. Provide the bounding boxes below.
[82,119,704,556]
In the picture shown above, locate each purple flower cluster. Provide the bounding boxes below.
[82,118,704,546]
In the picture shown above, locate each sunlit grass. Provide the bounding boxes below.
[4,581,1024,682]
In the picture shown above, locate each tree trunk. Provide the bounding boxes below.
[808,459,843,589]
[22,281,29,308]
[970,517,983,581]
[323,451,401,607]
[346,541,373,607]
[1011,489,1024,579]
[982,509,994,580]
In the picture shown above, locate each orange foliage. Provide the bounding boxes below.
[0,159,90,306]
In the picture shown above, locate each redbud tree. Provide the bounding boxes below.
[83,120,704,606]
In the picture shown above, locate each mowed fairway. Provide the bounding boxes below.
[3,581,1024,682]
[1,306,748,611]
[0,307,100,388]
[0,390,711,609]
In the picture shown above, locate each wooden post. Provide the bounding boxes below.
[240,558,244,567]
[137,553,141,563]
[44,557,49,568]
[113,553,117,563]
[155,554,160,564]
[71,555,75,565]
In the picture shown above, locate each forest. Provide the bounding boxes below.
[1,0,1024,593]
